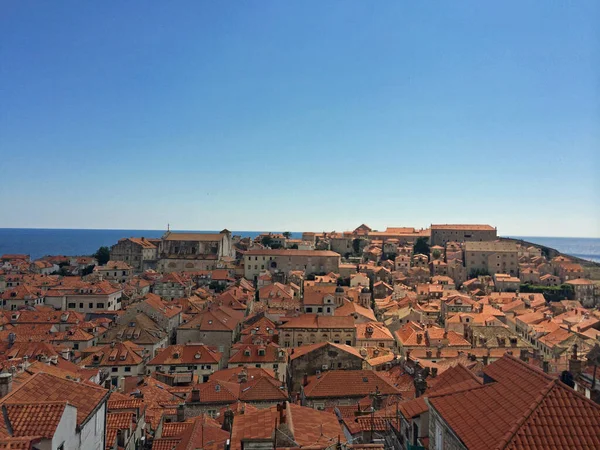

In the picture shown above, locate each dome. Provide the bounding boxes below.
[335,286,344,293]
[361,287,370,294]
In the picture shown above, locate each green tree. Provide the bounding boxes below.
[352,238,362,255]
[94,246,110,265]
[290,244,299,249]
[432,249,442,260]
[261,235,273,247]
[413,237,430,256]
[81,264,95,276]
[282,231,292,239]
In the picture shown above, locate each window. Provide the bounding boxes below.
[170,366,176,371]
[68,303,76,308]
[255,364,261,368]
[273,364,279,370]
[73,343,79,350]
[111,368,118,372]
[79,303,83,309]
[124,367,131,372]
[345,340,351,345]
[57,442,65,450]
[97,303,105,309]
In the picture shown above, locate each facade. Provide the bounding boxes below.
[81,341,147,386]
[176,307,244,358]
[0,372,108,450]
[93,261,133,283]
[227,342,287,381]
[45,281,123,313]
[110,237,158,272]
[157,230,234,272]
[243,249,340,280]
[147,344,223,383]
[464,241,519,276]
[287,342,364,392]
[430,224,497,246]
[278,314,356,347]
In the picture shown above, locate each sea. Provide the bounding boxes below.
[0,229,598,263]
[0,229,302,260]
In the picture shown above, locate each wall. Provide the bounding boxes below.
[79,402,106,450]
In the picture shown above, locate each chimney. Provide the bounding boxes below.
[416,334,423,344]
[190,388,200,403]
[0,373,13,398]
[542,360,550,374]
[436,347,442,358]
[520,349,529,362]
[303,374,308,387]
[222,408,234,432]
[482,355,489,366]
[238,369,248,384]
[277,402,287,424]
[569,344,583,375]
[177,404,185,422]
[430,367,438,378]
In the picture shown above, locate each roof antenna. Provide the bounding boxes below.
[167,223,170,232]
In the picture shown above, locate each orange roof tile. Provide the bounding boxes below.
[0,372,107,427]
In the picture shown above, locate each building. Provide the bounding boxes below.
[355,322,395,349]
[493,273,521,291]
[243,249,340,280]
[427,355,600,450]
[93,261,133,283]
[147,344,223,383]
[0,372,108,450]
[157,230,234,272]
[110,237,158,272]
[176,306,244,358]
[227,342,287,381]
[287,342,364,392]
[152,272,192,300]
[45,280,123,313]
[300,370,401,410]
[464,241,519,276]
[81,341,147,386]
[230,401,346,450]
[98,312,169,355]
[430,224,497,247]
[278,314,356,347]
[565,279,598,308]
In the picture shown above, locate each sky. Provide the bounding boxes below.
[0,1,599,237]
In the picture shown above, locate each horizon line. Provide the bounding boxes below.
[0,227,598,240]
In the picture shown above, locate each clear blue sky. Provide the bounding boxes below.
[1,1,598,237]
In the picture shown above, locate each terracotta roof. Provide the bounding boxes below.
[0,372,108,427]
[178,307,244,332]
[0,402,68,438]
[429,355,600,450]
[142,294,182,318]
[431,224,495,230]
[231,402,345,450]
[335,301,377,321]
[355,322,394,341]
[163,232,223,242]
[80,341,144,367]
[289,342,364,361]
[148,344,222,366]
[228,343,284,364]
[244,249,340,257]
[279,314,355,330]
[106,411,134,429]
[0,437,41,450]
[303,370,401,399]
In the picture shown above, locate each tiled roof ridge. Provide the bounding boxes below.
[427,379,489,400]
[493,379,557,450]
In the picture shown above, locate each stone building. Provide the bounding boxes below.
[110,238,158,272]
[430,224,497,247]
[464,241,518,276]
[157,230,234,272]
[287,342,364,392]
[278,314,356,348]
[243,249,340,280]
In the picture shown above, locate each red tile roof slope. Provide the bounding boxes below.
[0,372,107,427]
